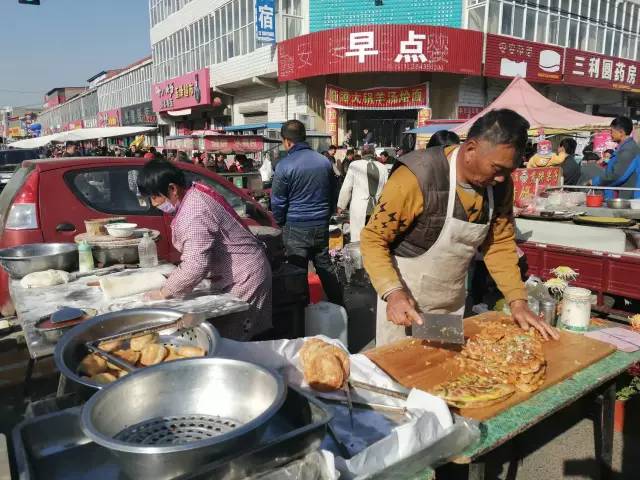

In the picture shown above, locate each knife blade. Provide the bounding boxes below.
[411,312,465,345]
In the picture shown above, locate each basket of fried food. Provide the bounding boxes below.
[299,338,350,392]
[431,319,547,409]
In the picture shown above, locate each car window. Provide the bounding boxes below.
[65,167,157,215]
[183,171,248,218]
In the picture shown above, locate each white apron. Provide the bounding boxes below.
[375,148,494,346]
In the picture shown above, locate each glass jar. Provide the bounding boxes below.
[560,287,592,331]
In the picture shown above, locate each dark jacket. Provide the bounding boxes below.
[561,154,581,185]
[593,137,640,199]
[271,142,336,226]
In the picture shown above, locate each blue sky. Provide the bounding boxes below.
[0,0,150,108]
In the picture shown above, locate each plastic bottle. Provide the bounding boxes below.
[78,241,94,273]
[138,232,158,268]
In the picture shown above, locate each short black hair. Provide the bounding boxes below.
[426,130,460,149]
[137,159,186,196]
[604,149,615,156]
[611,116,633,135]
[280,120,306,143]
[328,145,337,151]
[362,144,375,155]
[467,109,530,157]
[380,151,390,158]
[559,137,577,155]
[346,148,355,156]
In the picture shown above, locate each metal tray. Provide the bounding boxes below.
[12,386,331,480]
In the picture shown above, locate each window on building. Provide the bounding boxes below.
[525,7,536,40]
[513,4,525,37]
[502,2,513,35]
[468,6,485,31]
[536,10,548,43]
[487,0,500,34]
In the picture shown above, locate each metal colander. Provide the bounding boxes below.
[115,414,242,445]
[80,358,286,480]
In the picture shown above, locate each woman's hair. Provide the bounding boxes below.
[426,130,461,149]
[137,159,186,196]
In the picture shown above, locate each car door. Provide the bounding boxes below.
[38,164,173,261]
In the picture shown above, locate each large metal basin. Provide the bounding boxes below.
[80,358,286,480]
[54,308,219,397]
[0,243,78,279]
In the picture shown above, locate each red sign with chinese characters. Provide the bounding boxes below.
[325,83,428,110]
[152,68,211,112]
[201,135,265,153]
[484,34,564,84]
[457,105,484,119]
[97,109,121,128]
[564,49,640,92]
[64,120,84,131]
[511,167,562,206]
[278,25,483,81]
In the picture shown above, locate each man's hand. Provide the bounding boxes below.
[510,299,560,340]
[144,289,167,301]
[386,290,423,327]
[336,207,344,215]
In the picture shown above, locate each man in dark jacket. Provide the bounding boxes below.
[271,120,343,305]
[557,138,581,185]
[591,116,640,199]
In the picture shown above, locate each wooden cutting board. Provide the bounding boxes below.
[365,312,616,421]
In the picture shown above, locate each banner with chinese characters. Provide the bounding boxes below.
[325,84,429,110]
[65,120,84,131]
[511,167,562,206]
[564,48,640,92]
[457,105,483,120]
[152,68,211,112]
[97,109,121,128]
[255,0,275,44]
[485,34,564,84]
[278,25,483,82]
[326,107,338,145]
[201,135,265,153]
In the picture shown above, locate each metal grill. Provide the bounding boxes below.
[115,414,242,445]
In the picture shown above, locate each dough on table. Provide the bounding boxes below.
[20,270,70,289]
[99,272,166,300]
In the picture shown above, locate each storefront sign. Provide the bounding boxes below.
[202,136,264,153]
[457,105,484,119]
[511,167,562,206]
[65,120,84,131]
[564,49,640,92]
[325,84,429,110]
[326,107,338,145]
[255,0,275,44]
[122,101,156,126]
[485,34,564,84]
[8,127,24,137]
[83,118,98,129]
[278,25,483,81]
[152,68,211,112]
[97,108,122,128]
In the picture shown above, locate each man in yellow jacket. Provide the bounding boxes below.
[361,109,558,345]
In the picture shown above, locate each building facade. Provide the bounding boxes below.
[148,0,640,150]
[38,57,158,144]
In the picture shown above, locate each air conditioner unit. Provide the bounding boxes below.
[266,129,280,140]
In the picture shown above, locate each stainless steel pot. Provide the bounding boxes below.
[606,198,631,209]
[54,308,219,397]
[0,243,78,279]
[80,358,286,480]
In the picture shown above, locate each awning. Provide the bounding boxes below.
[406,123,464,134]
[8,126,157,149]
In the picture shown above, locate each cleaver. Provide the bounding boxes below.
[412,312,465,345]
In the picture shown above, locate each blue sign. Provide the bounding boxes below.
[255,0,276,44]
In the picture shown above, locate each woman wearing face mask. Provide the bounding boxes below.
[136,159,272,340]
